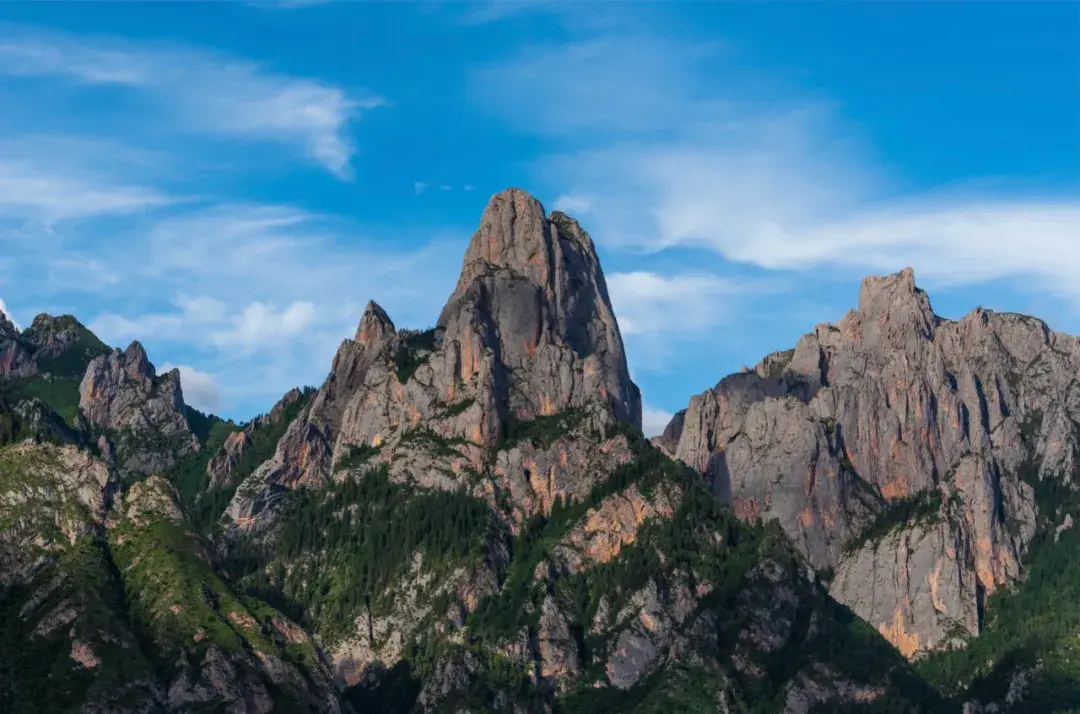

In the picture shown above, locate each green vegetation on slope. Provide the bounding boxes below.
[337,423,945,714]
[21,315,110,379]
[0,536,157,714]
[169,389,312,532]
[109,506,320,678]
[845,488,944,554]
[468,435,725,644]
[395,328,438,384]
[917,457,1080,712]
[499,407,589,449]
[235,465,492,641]
[5,377,82,426]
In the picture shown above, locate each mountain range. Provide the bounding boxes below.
[1,188,1076,713]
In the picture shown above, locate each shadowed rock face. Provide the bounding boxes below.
[440,191,639,429]
[663,267,1068,658]
[0,313,35,377]
[79,341,198,476]
[225,188,641,531]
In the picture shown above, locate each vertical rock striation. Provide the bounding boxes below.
[663,267,1064,658]
[225,188,641,531]
[79,341,198,476]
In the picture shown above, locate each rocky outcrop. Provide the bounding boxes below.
[21,314,111,377]
[0,311,35,377]
[663,267,1073,658]
[0,313,112,379]
[79,341,197,476]
[206,388,306,491]
[0,442,114,585]
[223,303,397,529]
[331,190,640,459]
[225,189,642,532]
[207,430,250,489]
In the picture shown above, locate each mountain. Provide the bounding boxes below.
[659,267,1080,710]
[1,186,1070,713]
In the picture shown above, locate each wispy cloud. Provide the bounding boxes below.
[162,362,222,414]
[0,24,383,177]
[641,403,673,438]
[208,301,317,354]
[76,202,463,413]
[0,157,174,223]
[0,298,20,330]
[477,32,1080,303]
[607,271,743,338]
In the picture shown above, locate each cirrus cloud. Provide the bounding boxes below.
[0,23,384,177]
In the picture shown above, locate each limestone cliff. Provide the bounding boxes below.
[79,341,198,476]
[212,191,941,713]
[662,267,1066,658]
[225,188,641,532]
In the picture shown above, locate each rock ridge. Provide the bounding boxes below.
[661,266,1073,659]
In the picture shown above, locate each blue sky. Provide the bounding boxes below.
[0,1,1077,435]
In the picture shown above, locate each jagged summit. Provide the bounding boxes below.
[846,266,938,345]
[355,300,395,345]
[439,186,640,428]
[225,186,642,530]
[661,266,1080,661]
[122,340,154,380]
[80,341,196,476]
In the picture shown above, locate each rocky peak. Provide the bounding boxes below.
[661,266,1080,659]
[80,343,196,477]
[453,187,551,291]
[0,309,17,338]
[223,188,642,532]
[15,313,111,378]
[842,266,938,348]
[356,300,395,346]
[122,340,154,381]
[437,187,640,428]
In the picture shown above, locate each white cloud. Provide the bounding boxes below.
[71,202,463,418]
[607,271,742,337]
[474,35,725,137]
[478,32,1080,303]
[0,298,20,330]
[162,362,222,414]
[553,194,592,215]
[90,295,228,344]
[0,158,174,223]
[641,404,673,438]
[210,300,316,352]
[0,25,383,177]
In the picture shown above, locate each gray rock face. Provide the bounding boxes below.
[205,388,305,491]
[79,341,197,476]
[663,267,1073,658]
[225,189,642,531]
[207,430,250,490]
[438,192,640,429]
[224,303,396,529]
[0,313,34,378]
[0,312,36,377]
